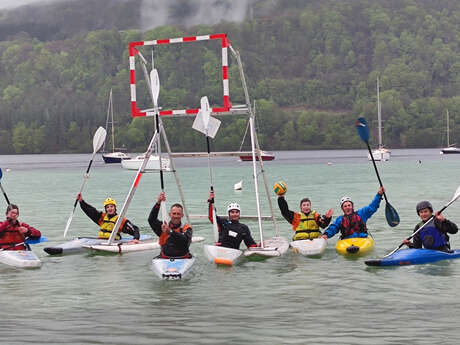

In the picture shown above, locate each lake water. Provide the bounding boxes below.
[1,149,460,345]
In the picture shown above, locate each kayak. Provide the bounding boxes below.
[244,236,290,258]
[151,256,195,280]
[203,244,242,266]
[84,236,205,253]
[365,248,460,267]
[290,238,327,256]
[0,250,41,268]
[336,237,374,256]
[43,234,152,255]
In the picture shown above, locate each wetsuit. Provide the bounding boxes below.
[0,218,41,250]
[79,199,140,239]
[148,202,192,257]
[277,196,331,240]
[208,201,256,249]
[408,218,458,252]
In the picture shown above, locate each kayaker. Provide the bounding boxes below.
[207,191,258,249]
[148,192,192,258]
[77,194,140,242]
[321,187,384,240]
[402,201,458,252]
[277,195,333,241]
[0,204,41,250]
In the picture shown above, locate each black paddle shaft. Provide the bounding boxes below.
[365,142,389,203]
[155,114,165,191]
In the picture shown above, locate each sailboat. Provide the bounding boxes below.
[368,77,391,161]
[102,89,131,163]
[440,109,460,154]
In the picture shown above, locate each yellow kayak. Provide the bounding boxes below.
[336,237,374,255]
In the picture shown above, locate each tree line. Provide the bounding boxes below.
[1,0,460,154]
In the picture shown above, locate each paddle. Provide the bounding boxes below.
[356,117,399,227]
[0,168,11,205]
[0,236,48,251]
[383,184,460,258]
[63,126,107,237]
[150,68,168,222]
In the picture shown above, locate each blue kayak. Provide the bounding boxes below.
[365,248,460,266]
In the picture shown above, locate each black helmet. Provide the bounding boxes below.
[416,201,433,214]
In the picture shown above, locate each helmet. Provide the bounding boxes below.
[416,201,433,214]
[340,196,353,207]
[227,203,241,213]
[104,197,117,207]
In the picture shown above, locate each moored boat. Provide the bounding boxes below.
[121,154,171,171]
[151,256,195,280]
[365,248,460,267]
[336,237,374,256]
[440,110,460,154]
[290,238,327,256]
[0,249,41,268]
[102,151,131,163]
[239,150,275,161]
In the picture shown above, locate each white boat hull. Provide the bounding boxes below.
[290,238,327,256]
[203,244,242,265]
[151,256,195,280]
[244,236,289,258]
[85,236,204,253]
[43,235,152,255]
[440,147,460,154]
[121,155,171,171]
[368,148,390,161]
[0,250,41,268]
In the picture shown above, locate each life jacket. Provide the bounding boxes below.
[339,213,367,239]
[417,221,449,249]
[97,213,126,240]
[0,220,27,250]
[159,223,192,246]
[292,211,321,240]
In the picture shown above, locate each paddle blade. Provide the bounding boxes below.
[212,206,219,243]
[385,202,400,227]
[150,68,160,107]
[200,96,211,130]
[93,126,107,153]
[63,209,75,237]
[356,117,370,143]
[0,168,2,180]
[160,201,168,223]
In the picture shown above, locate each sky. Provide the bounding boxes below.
[0,0,55,9]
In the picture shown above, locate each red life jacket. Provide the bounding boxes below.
[0,220,27,250]
[339,213,367,239]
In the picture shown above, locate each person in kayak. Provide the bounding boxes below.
[149,192,192,258]
[0,204,41,250]
[77,194,140,242]
[277,194,333,241]
[402,201,458,252]
[321,187,384,240]
[207,191,258,249]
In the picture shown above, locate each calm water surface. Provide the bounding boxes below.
[1,149,460,345]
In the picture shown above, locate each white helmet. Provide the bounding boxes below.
[340,196,353,207]
[227,202,241,213]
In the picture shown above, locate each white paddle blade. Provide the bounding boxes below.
[93,126,107,153]
[212,207,219,243]
[452,185,460,202]
[200,96,211,130]
[150,69,160,107]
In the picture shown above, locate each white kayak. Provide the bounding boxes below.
[84,236,205,253]
[203,244,242,266]
[290,238,327,256]
[244,236,290,258]
[151,256,195,280]
[0,250,41,268]
[43,234,153,255]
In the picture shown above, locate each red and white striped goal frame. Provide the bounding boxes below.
[129,33,231,117]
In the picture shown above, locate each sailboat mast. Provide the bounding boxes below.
[377,77,383,149]
[447,109,450,147]
[109,89,115,153]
